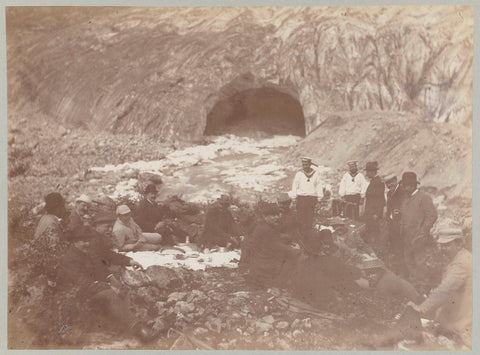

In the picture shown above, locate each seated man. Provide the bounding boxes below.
[201,194,242,249]
[133,184,192,245]
[66,194,96,241]
[407,227,472,347]
[276,192,301,244]
[243,202,301,287]
[291,233,362,308]
[112,205,162,252]
[91,211,116,248]
[55,229,154,342]
[27,192,70,282]
[354,258,422,302]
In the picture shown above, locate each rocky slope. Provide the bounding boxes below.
[7,6,473,140]
[284,110,472,198]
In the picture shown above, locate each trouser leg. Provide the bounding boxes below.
[296,196,317,235]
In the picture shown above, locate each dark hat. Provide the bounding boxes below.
[399,171,420,185]
[365,161,379,171]
[218,194,231,204]
[45,192,65,211]
[92,212,116,225]
[276,192,292,204]
[260,202,281,216]
[144,183,158,195]
[384,174,397,184]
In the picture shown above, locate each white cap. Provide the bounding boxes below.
[436,227,464,244]
[75,194,92,204]
[116,205,131,215]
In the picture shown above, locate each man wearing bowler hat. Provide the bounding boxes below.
[291,157,326,237]
[399,171,437,289]
[363,161,385,245]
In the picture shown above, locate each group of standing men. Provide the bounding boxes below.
[291,157,438,283]
[290,156,471,346]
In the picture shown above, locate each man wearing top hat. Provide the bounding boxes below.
[363,161,386,245]
[399,171,437,288]
[337,160,368,219]
[407,227,471,348]
[291,157,326,236]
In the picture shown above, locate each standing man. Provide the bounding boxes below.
[399,172,437,289]
[338,160,368,220]
[384,174,406,275]
[407,227,471,348]
[363,161,386,245]
[291,157,326,236]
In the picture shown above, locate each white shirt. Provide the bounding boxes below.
[339,172,368,198]
[291,168,324,200]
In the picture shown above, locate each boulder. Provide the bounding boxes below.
[193,327,208,336]
[139,172,163,185]
[145,265,182,289]
[255,321,273,333]
[186,289,207,303]
[167,291,188,304]
[275,321,289,329]
[174,301,196,314]
[121,269,150,288]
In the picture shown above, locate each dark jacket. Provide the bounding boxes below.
[66,210,97,242]
[201,203,241,247]
[133,198,171,233]
[291,255,361,307]
[56,238,131,295]
[400,190,437,248]
[365,175,386,218]
[244,221,298,286]
[386,185,404,221]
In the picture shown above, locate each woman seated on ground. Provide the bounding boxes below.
[112,205,163,252]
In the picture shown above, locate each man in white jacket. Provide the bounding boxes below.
[337,160,368,219]
[291,157,326,236]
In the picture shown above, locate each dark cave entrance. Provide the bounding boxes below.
[204,87,306,137]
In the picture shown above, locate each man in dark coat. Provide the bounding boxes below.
[133,183,169,233]
[201,194,242,249]
[55,230,153,341]
[133,183,190,244]
[384,174,407,275]
[399,172,437,290]
[242,202,301,287]
[363,161,385,245]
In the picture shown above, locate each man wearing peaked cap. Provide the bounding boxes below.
[337,160,368,220]
[291,156,327,236]
[398,171,437,290]
[407,227,471,347]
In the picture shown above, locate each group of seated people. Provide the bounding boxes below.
[27,179,471,347]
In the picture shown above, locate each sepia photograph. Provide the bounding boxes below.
[5,4,473,351]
